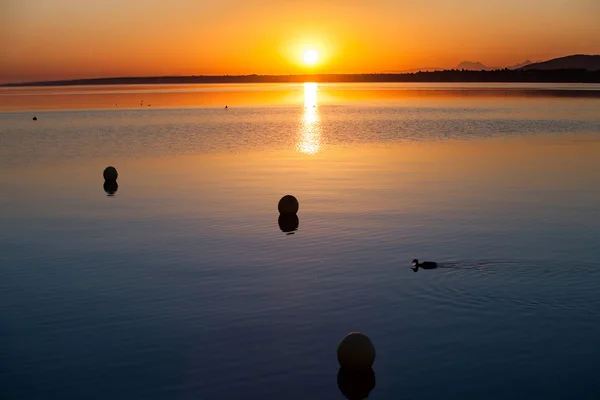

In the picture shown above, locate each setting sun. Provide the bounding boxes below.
[303,50,319,66]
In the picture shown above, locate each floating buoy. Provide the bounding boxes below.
[103,166,118,182]
[337,333,376,369]
[32,116,37,121]
[278,195,299,215]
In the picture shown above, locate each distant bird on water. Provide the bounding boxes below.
[411,259,438,272]
[32,116,37,121]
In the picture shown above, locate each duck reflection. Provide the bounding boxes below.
[296,82,321,155]
[103,180,118,196]
[338,367,376,400]
[278,214,299,235]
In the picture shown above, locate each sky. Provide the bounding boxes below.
[1,0,599,83]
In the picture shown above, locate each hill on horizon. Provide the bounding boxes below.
[519,54,600,71]
[456,61,489,70]
[456,60,532,71]
[451,55,600,72]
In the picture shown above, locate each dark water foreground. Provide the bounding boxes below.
[1,84,600,399]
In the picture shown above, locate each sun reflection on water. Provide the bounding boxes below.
[297,82,321,155]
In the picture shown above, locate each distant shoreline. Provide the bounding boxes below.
[2,70,600,87]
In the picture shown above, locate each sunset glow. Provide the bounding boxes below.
[1,0,600,83]
[303,50,319,66]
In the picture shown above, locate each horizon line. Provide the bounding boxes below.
[3,68,600,87]
[5,53,600,87]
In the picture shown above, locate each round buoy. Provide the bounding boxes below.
[103,166,118,181]
[278,195,299,215]
[103,180,118,196]
[337,367,376,400]
[278,214,299,233]
[33,116,37,121]
[337,333,376,369]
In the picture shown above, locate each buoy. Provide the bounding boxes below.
[103,166,118,182]
[337,367,376,400]
[278,214,299,234]
[337,333,376,369]
[225,105,228,109]
[103,180,118,196]
[278,195,299,215]
[32,116,37,121]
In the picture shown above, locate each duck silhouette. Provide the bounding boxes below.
[411,259,438,272]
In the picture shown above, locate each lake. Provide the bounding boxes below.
[1,83,600,399]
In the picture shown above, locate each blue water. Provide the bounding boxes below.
[1,83,600,399]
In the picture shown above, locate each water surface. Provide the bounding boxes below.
[1,83,600,399]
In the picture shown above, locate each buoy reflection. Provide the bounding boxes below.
[278,214,299,235]
[103,180,118,196]
[338,367,376,400]
[297,82,321,155]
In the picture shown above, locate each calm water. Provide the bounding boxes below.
[1,83,600,399]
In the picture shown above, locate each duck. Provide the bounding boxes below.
[411,259,438,272]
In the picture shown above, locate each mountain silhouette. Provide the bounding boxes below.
[456,60,531,71]
[456,61,489,70]
[508,60,532,69]
[519,54,600,71]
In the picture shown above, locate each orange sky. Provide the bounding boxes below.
[1,0,599,83]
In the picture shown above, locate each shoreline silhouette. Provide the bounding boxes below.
[3,69,600,87]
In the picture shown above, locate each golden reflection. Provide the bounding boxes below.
[297,83,321,155]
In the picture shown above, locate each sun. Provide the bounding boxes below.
[303,50,319,66]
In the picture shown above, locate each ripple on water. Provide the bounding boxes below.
[415,260,600,319]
